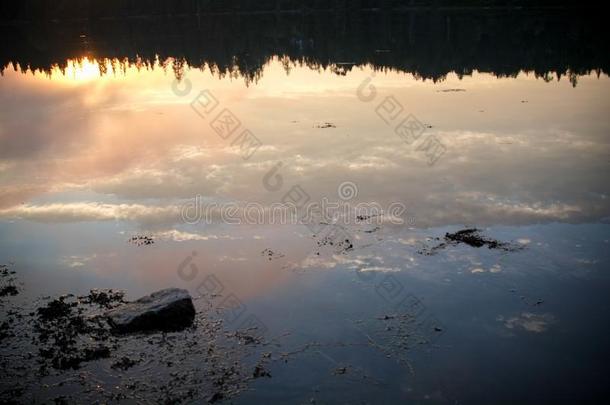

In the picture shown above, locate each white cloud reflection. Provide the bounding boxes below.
[0,61,609,229]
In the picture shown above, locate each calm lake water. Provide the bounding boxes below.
[1,8,609,404]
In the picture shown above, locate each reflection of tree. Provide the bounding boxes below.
[0,6,607,86]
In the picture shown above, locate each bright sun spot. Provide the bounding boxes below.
[64,57,100,81]
[47,57,107,82]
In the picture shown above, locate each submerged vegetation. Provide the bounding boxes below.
[0,263,446,403]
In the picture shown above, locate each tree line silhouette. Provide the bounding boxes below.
[0,0,596,21]
[1,4,607,85]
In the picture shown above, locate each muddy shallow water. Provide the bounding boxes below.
[1,7,610,404]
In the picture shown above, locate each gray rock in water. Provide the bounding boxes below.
[106,288,195,333]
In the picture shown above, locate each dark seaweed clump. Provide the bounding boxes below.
[418,228,523,255]
[314,234,354,255]
[35,294,114,371]
[79,288,125,308]
[0,321,13,342]
[0,285,18,297]
[0,264,19,298]
[1,282,275,404]
[446,228,505,248]
[128,235,155,246]
[1,267,441,403]
[36,296,75,321]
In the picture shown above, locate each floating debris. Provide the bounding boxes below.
[261,248,285,261]
[356,213,380,223]
[333,366,347,375]
[315,122,337,129]
[520,296,545,307]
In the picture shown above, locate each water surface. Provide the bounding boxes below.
[1,8,609,404]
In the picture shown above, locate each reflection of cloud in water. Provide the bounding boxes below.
[154,230,243,242]
[0,63,609,228]
[359,266,400,273]
[470,264,501,274]
[293,254,390,272]
[0,202,182,224]
[502,312,556,333]
[61,254,97,268]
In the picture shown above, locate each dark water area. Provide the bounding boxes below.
[1,2,610,404]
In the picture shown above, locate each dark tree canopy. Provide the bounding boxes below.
[1,2,607,85]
